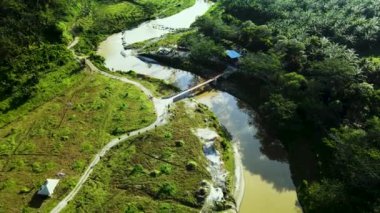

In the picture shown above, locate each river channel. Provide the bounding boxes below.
[98,0,301,212]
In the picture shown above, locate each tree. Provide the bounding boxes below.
[299,179,348,213]
[240,52,283,83]
[273,38,306,72]
[259,94,298,131]
[240,21,272,51]
[189,36,224,66]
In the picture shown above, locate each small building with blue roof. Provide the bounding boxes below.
[225,50,241,65]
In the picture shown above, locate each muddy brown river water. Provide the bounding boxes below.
[98,1,302,212]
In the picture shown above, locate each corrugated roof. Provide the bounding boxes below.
[226,50,241,59]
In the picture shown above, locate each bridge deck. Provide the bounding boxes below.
[171,73,223,100]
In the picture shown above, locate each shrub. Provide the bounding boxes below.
[131,164,144,175]
[124,203,140,213]
[111,127,126,135]
[164,132,172,139]
[159,203,173,212]
[32,162,43,173]
[150,170,160,177]
[159,164,172,175]
[175,140,184,147]
[186,161,197,171]
[71,160,86,172]
[157,182,177,197]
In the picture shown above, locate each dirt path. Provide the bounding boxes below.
[51,37,174,213]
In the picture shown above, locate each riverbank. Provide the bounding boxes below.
[95,1,301,211]
[134,29,314,187]
[63,100,237,212]
[66,0,196,55]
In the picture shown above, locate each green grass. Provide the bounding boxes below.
[71,0,196,55]
[64,101,235,212]
[132,30,195,52]
[0,61,81,128]
[0,70,155,212]
[115,71,180,97]
[143,0,196,18]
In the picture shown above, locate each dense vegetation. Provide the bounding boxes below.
[142,0,380,212]
[221,0,380,52]
[0,0,79,115]
[0,0,194,125]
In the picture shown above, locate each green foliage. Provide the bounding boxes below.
[240,21,272,51]
[299,179,347,212]
[131,164,145,176]
[221,0,380,50]
[186,35,224,66]
[159,164,172,175]
[260,94,297,130]
[72,160,86,172]
[164,132,172,139]
[157,182,177,198]
[31,162,43,173]
[175,1,380,211]
[240,52,283,83]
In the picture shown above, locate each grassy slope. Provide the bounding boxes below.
[0,70,156,212]
[72,0,195,55]
[114,71,180,97]
[64,101,235,212]
[89,57,180,97]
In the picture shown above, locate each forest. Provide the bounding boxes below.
[182,0,380,212]
[0,0,193,120]
[1,0,380,212]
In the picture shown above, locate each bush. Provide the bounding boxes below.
[164,132,172,139]
[157,182,177,197]
[111,127,126,135]
[186,161,197,171]
[124,203,141,213]
[150,170,160,177]
[32,162,43,173]
[71,160,86,172]
[175,140,184,147]
[159,164,172,175]
[159,203,173,212]
[131,164,145,175]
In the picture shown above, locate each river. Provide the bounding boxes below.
[98,0,302,212]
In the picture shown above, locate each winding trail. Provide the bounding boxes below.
[51,38,173,213]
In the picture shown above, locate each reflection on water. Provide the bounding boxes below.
[196,91,302,213]
[97,0,301,211]
[97,0,211,90]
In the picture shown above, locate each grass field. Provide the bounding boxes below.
[0,70,156,212]
[64,101,235,212]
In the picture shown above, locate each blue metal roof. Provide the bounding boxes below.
[226,50,241,59]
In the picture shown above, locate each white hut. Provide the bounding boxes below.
[37,179,60,197]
